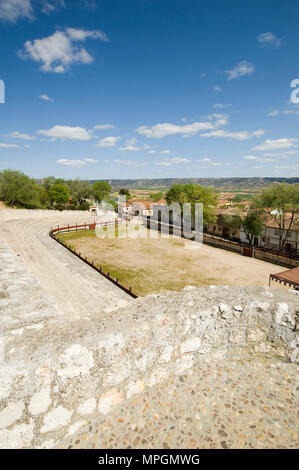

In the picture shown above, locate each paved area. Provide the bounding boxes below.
[0,208,130,321]
[63,357,298,449]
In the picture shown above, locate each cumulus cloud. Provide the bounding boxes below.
[39,94,53,102]
[114,159,147,167]
[160,150,171,154]
[57,157,97,168]
[257,32,282,48]
[7,131,36,140]
[41,1,66,15]
[253,138,297,151]
[244,155,277,163]
[93,124,115,130]
[136,115,226,139]
[119,137,141,151]
[95,136,121,147]
[83,158,97,163]
[156,157,190,166]
[201,128,264,141]
[0,143,18,148]
[224,61,255,80]
[198,158,221,167]
[18,27,108,73]
[0,0,33,22]
[38,125,91,140]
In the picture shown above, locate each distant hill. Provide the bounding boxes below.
[90,177,299,191]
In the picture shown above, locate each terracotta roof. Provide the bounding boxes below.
[265,213,299,230]
[270,267,299,289]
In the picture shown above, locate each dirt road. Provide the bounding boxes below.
[0,208,130,320]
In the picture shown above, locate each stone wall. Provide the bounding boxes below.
[1,234,298,449]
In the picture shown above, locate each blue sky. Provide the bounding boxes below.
[0,0,299,179]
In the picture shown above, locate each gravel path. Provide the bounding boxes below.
[62,356,298,449]
[0,208,130,320]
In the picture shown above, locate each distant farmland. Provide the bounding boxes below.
[89,177,299,192]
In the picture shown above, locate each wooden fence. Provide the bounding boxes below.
[49,221,138,299]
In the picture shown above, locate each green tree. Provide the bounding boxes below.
[253,183,299,250]
[242,210,265,247]
[119,188,131,199]
[0,170,41,208]
[49,183,70,205]
[92,181,112,203]
[150,191,164,202]
[68,179,91,205]
[166,183,218,223]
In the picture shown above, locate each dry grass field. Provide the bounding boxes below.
[57,225,286,296]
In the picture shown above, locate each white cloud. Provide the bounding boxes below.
[0,143,18,148]
[171,157,190,163]
[148,150,157,154]
[262,150,296,157]
[57,159,86,168]
[136,115,225,139]
[83,158,97,163]
[7,131,36,140]
[119,137,140,151]
[224,61,255,80]
[95,136,121,147]
[119,145,140,151]
[0,0,33,22]
[39,94,53,102]
[93,124,115,130]
[24,144,30,148]
[156,157,190,166]
[38,125,91,140]
[41,1,65,15]
[257,32,282,48]
[244,155,277,163]
[201,128,264,140]
[198,158,221,167]
[56,157,97,168]
[267,109,279,116]
[160,150,171,154]
[65,27,108,42]
[18,27,108,73]
[253,138,297,151]
[114,159,147,167]
[213,85,222,92]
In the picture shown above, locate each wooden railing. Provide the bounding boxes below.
[49,220,138,299]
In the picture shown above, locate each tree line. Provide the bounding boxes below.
[0,170,113,210]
